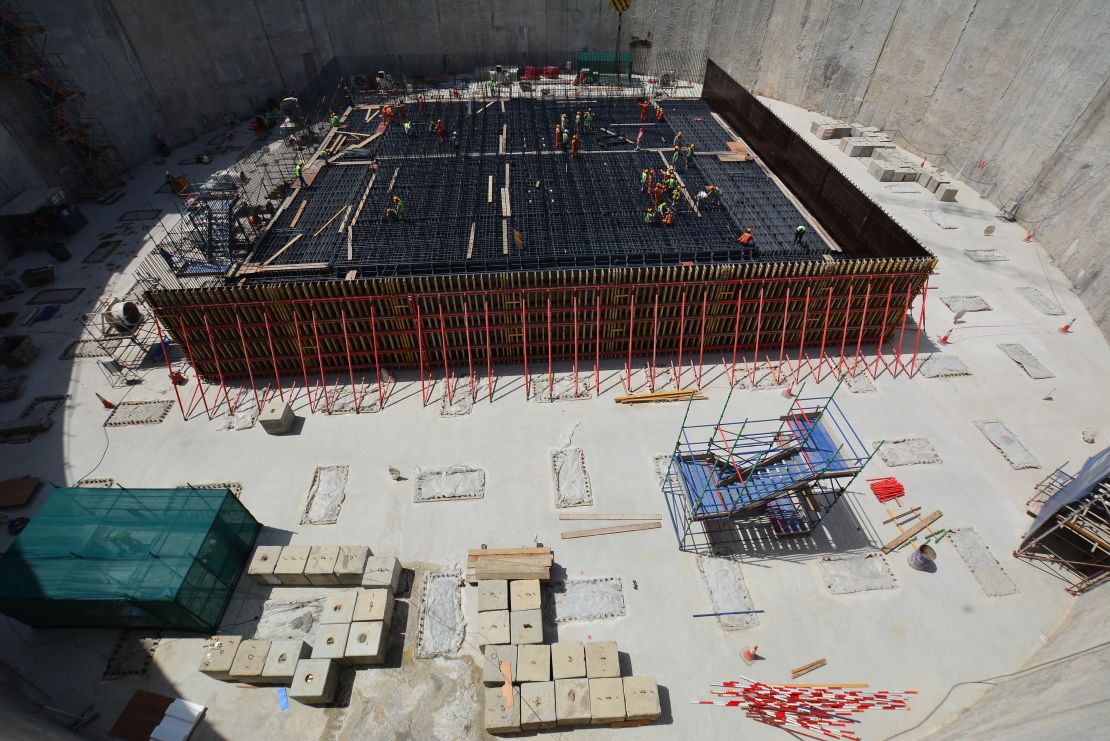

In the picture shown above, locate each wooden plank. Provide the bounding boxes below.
[658,150,700,216]
[238,261,329,275]
[487,176,494,203]
[345,130,383,153]
[344,270,357,281]
[501,188,510,217]
[502,219,509,255]
[312,206,346,237]
[790,658,827,679]
[468,547,552,558]
[881,510,942,553]
[262,234,302,266]
[289,200,308,228]
[388,167,399,193]
[346,226,353,260]
[337,204,352,233]
[350,173,376,227]
[560,522,661,539]
[557,513,661,521]
[467,222,476,259]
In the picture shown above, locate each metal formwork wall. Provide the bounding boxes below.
[148,256,932,391]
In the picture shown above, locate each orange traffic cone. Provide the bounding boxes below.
[1023,232,1035,242]
[741,645,759,666]
[95,393,114,410]
[781,385,794,398]
[1059,317,1076,334]
[939,328,953,346]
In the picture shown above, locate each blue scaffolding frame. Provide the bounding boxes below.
[662,382,876,552]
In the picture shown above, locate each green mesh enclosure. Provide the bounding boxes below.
[0,487,260,632]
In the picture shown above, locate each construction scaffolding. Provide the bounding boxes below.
[1016,449,1110,595]
[0,1,127,195]
[662,384,875,552]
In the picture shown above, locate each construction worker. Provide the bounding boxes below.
[695,189,709,207]
[644,208,654,225]
[635,127,644,151]
[794,225,807,245]
[436,119,446,143]
[295,162,307,189]
[487,79,496,97]
[384,205,399,221]
[584,108,593,131]
[393,195,405,215]
[673,131,683,149]
[571,132,580,157]
[555,123,562,146]
[329,111,340,127]
[705,184,721,202]
[666,173,676,193]
[662,208,674,227]
[641,169,649,192]
[403,120,412,136]
[639,99,650,122]
[561,128,569,149]
[655,104,665,122]
[671,145,681,166]
[382,105,393,124]
[656,201,667,222]
[652,182,666,207]
[737,227,754,246]
[452,131,460,154]
[685,142,695,162]
[561,112,569,130]
[395,101,406,122]
[417,94,426,114]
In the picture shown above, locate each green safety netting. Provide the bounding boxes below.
[0,487,260,632]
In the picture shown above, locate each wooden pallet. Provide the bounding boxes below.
[466,547,552,583]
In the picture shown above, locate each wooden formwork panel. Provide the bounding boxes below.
[147,258,934,381]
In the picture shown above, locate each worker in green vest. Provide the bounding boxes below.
[392,194,405,215]
[295,161,307,188]
[794,225,807,245]
[644,207,654,225]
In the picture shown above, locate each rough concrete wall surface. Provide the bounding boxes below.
[924,593,1110,740]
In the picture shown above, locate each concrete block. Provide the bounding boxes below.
[258,400,294,434]
[362,555,401,591]
[289,658,338,705]
[521,681,557,730]
[917,170,933,186]
[510,608,543,645]
[517,644,551,683]
[815,125,834,140]
[809,120,823,134]
[585,641,619,678]
[623,676,661,721]
[482,644,518,685]
[843,140,874,158]
[867,160,895,182]
[589,677,626,724]
[320,590,357,624]
[484,686,521,734]
[334,546,369,585]
[509,579,541,611]
[260,639,310,684]
[551,641,586,679]
[555,678,591,726]
[935,186,958,202]
[228,639,270,682]
[312,623,350,665]
[246,545,282,585]
[274,545,311,586]
[352,588,394,626]
[304,545,340,586]
[198,635,241,679]
[344,621,387,665]
[477,580,508,612]
[849,123,865,137]
[479,609,510,645]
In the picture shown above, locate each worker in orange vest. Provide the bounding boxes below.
[655,105,665,122]
[639,100,650,122]
[737,227,754,246]
[571,132,580,157]
[417,94,425,114]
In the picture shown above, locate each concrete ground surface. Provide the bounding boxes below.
[0,96,1108,741]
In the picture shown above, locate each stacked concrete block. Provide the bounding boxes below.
[260,639,309,685]
[935,185,958,201]
[484,687,521,734]
[585,641,620,678]
[198,635,241,680]
[510,609,543,644]
[517,644,551,682]
[258,400,295,434]
[555,678,591,726]
[482,644,518,685]
[305,545,340,586]
[589,678,627,724]
[274,545,311,585]
[344,621,387,665]
[362,555,402,591]
[623,676,661,721]
[312,623,350,665]
[509,579,541,610]
[552,641,586,679]
[849,122,866,137]
[867,159,896,182]
[320,590,357,624]
[479,609,511,645]
[352,588,394,626]
[246,546,282,585]
[289,658,339,705]
[334,546,369,585]
[839,137,874,158]
[228,639,270,682]
[477,580,508,611]
[521,681,557,730]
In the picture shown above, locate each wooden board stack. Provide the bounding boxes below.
[466,547,552,584]
[615,389,706,405]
